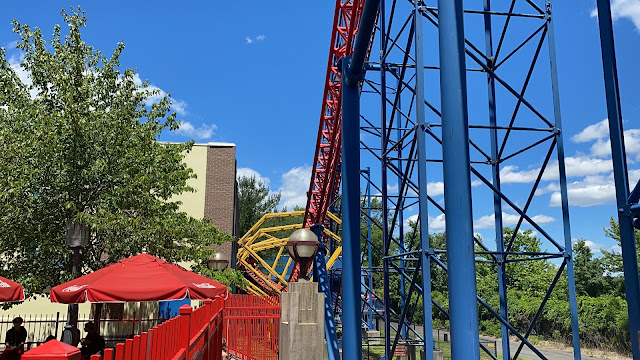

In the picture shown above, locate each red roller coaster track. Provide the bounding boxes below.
[243,0,371,289]
[304,0,368,228]
[286,0,371,283]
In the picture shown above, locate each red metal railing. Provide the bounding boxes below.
[87,298,224,360]
[223,295,280,360]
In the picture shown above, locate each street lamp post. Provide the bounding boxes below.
[286,228,319,281]
[207,252,230,271]
[62,217,89,345]
[280,228,323,359]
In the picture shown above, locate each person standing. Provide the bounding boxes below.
[80,322,104,360]
[2,317,27,360]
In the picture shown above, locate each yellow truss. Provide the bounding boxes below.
[237,211,342,296]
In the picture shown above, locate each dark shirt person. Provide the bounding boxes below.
[80,322,104,360]
[2,317,27,360]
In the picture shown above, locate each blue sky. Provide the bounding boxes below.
[1,1,639,255]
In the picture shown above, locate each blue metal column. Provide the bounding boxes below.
[311,224,341,360]
[596,0,640,358]
[436,0,481,358]
[341,55,363,360]
[376,1,394,358]
[413,2,434,359]
[395,69,408,340]
[365,168,376,330]
[546,2,582,358]
[482,1,510,358]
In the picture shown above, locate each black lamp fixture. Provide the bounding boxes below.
[207,252,229,271]
[65,217,90,249]
[286,228,320,281]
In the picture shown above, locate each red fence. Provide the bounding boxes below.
[87,298,224,360]
[224,295,280,360]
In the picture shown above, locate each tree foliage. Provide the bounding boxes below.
[602,216,640,276]
[237,175,280,236]
[0,8,235,298]
[367,207,633,353]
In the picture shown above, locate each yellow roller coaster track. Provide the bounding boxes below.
[236,210,342,296]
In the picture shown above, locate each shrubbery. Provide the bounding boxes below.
[375,222,636,355]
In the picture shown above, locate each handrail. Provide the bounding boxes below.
[84,297,224,360]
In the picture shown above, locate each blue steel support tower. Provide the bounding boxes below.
[345,0,585,358]
[437,0,481,358]
[596,0,640,358]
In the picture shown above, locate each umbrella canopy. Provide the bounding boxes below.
[50,253,227,303]
[22,340,81,360]
[0,275,25,302]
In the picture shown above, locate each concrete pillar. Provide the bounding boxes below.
[280,280,325,360]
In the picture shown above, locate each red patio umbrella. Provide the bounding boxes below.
[49,253,227,303]
[22,340,81,360]
[0,275,25,302]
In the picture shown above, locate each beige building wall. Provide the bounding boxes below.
[172,144,208,219]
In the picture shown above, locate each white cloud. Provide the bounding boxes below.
[590,129,640,159]
[591,0,640,32]
[403,212,554,233]
[429,214,446,233]
[501,120,640,187]
[132,73,188,116]
[175,121,216,140]
[538,120,640,207]
[535,182,561,195]
[245,34,266,44]
[5,40,18,49]
[401,213,447,233]
[474,212,555,230]
[404,214,419,230]
[427,182,444,197]
[500,155,613,184]
[550,182,614,207]
[474,214,497,230]
[572,238,604,253]
[500,165,543,184]
[380,181,443,197]
[572,119,609,143]
[8,54,38,98]
[565,155,614,176]
[548,170,640,207]
[237,168,271,187]
[277,165,312,210]
[171,100,188,116]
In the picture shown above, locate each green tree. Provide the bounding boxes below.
[602,216,640,276]
[0,8,236,298]
[237,175,280,236]
[573,239,611,297]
